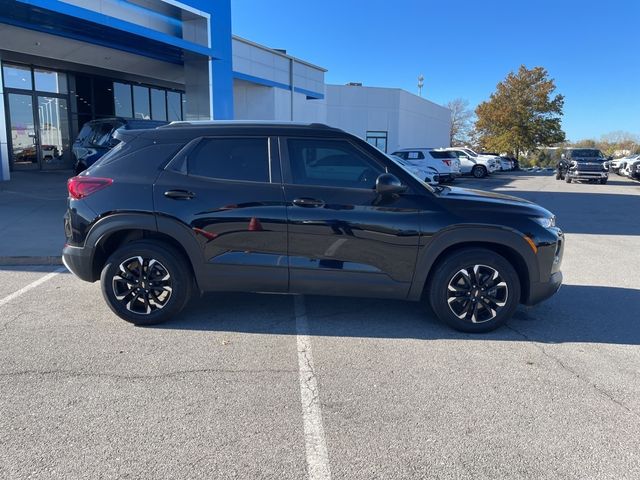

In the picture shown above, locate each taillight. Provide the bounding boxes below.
[68,176,113,199]
[442,159,451,166]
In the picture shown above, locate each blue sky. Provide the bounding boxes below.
[231,0,640,141]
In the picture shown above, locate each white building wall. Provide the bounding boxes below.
[325,85,450,152]
[397,90,451,149]
[233,79,276,120]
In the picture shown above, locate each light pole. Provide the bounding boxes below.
[417,74,424,97]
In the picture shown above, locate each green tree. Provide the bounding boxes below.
[475,65,565,158]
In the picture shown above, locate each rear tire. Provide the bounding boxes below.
[600,178,608,184]
[472,165,487,178]
[428,248,521,333]
[100,240,192,325]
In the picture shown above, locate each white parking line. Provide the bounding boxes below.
[294,295,331,480]
[0,267,66,308]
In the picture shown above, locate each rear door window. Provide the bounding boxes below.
[429,151,455,159]
[188,137,270,183]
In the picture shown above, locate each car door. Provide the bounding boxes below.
[281,136,423,299]
[154,135,288,293]
[451,150,473,173]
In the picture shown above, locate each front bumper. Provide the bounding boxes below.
[526,271,562,305]
[568,171,608,181]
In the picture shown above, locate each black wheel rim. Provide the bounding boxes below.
[112,256,172,315]
[446,264,508,323]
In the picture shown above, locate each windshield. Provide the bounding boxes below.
[385,154,436,193]
[461,148,478,157]
[569,149,604,160]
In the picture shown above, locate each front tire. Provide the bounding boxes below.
[428,248,521,333]
[565,175,572,183]
[472,165,487,178]
[100,240,192,325]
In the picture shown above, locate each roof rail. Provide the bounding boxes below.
[158,120,334,129]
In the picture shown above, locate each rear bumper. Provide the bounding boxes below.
[62,244,96,282]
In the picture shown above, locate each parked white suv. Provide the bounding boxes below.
[442,148,498,178]
[390,148,461,183]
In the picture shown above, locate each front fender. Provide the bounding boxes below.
[408,225,540,301]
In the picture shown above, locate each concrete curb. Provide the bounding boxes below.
[0,256,63,266]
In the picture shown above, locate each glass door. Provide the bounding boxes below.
[6,93,38,170]
[37,96,72,170]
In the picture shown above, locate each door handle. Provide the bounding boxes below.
[164,189,195,200]
[293,197,324,208]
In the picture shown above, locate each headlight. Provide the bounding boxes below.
[532,216,556,228]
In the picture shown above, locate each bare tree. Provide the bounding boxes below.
[446,98,474,146]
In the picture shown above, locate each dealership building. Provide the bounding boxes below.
[0,0,450,181]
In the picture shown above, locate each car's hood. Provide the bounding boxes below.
[437,186,552,217]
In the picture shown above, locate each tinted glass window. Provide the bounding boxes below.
[429,151,455,159]
[391,151,406,159]
[133,85,150,120]
[76,123,93,144]
[189,138,269,182]
[114,83,133,117]
[151,88,167,121]
[88,123,117,147]
[287,138,383,189]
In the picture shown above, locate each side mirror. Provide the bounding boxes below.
[375,173,406,195]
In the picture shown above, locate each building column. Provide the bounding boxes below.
[0,56,10,181]
[183,52,213,121]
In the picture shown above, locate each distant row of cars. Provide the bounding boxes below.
[388,147,517,186]
[609,153,640,180]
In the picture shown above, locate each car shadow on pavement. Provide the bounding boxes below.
[156,284,640,346]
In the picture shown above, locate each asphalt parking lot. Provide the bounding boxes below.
[1,172,639,479]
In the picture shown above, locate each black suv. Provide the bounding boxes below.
[63,122,564,332]
[556,148,608,184]
[72,118,168,174]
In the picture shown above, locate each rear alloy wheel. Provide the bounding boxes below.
[472,165,487,178]
[428,249,520,332]
[101,241,192,325]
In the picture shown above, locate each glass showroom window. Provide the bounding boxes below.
[167,91,182,121]
[133,85,150,120]
[2,64,33,90]
[34,68,68,94]
[366,131,388,153]
[151,88,167,121]
[114,83,133,117]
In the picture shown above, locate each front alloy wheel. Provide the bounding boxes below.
[428,248,520,332]
[446,265,508,323]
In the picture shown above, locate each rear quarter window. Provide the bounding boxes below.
[90,141,184,176]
